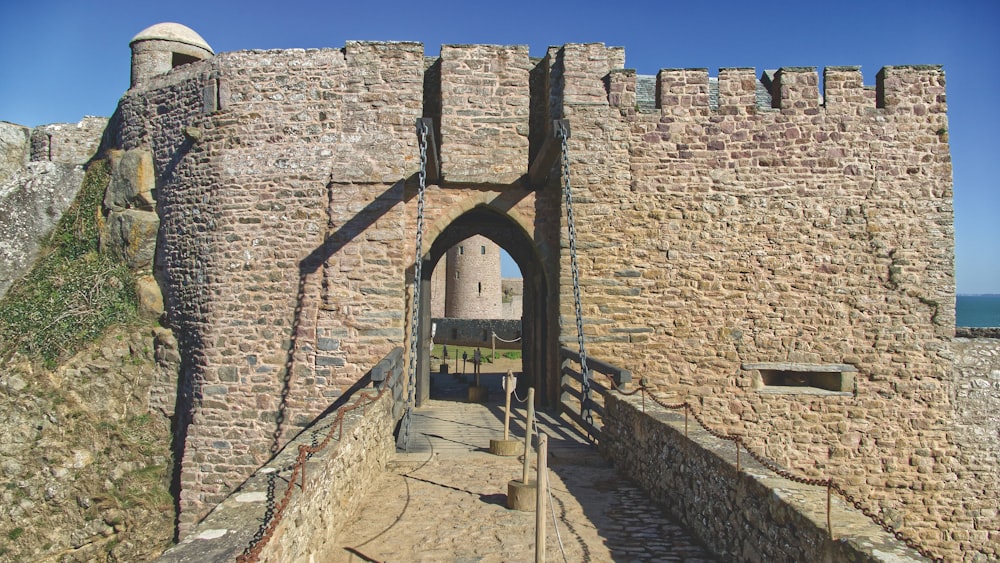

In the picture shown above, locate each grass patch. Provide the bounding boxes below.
[7,528,23,541]
[431,345,521,363]
[0,159,138,366]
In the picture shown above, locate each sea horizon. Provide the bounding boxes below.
[956,294,1000,327]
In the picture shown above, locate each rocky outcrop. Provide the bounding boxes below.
[0,122,29,185]
[0,327,176,562]
[99,148,163,314]
[0,118,108,301]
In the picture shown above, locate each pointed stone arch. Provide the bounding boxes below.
[413,203,556,407]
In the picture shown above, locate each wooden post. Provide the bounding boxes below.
[507,386,537,508]
[523,387,535,484]
[490,371,520,455]
[503,370,513,440]
[535,432,548,563]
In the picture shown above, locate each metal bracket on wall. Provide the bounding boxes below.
[417,117,441,184]
[528,119,570,189]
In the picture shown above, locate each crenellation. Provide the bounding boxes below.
[557,43,622,106]
[822,66,866,114]
[606,68,636,111]
[876,65,947,115]
[717,67,757,115]
[772,66,820,112]
[657,68,711,116]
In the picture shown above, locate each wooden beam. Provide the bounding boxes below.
[527,119,569,189]
[417,117,440,184]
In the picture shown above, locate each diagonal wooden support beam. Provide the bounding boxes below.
[417,117,441,184]
[527,119,570,189]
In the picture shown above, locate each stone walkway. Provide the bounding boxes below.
[331,369,715,562]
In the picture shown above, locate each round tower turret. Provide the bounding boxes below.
[445,235,503,319]
[129,22,214,88]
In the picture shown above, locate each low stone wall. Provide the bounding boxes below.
[601,392,927,562]
[157,388,396,562]
[949,334,1000,546]
[956,327,1000,339]
[432,317,522,348]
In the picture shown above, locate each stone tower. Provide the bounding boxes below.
[444,235,502,318]
[129,22,214,88]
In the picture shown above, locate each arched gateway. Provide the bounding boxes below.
[416,204,556,408]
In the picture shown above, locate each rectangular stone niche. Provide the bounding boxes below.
[742,362,856,395]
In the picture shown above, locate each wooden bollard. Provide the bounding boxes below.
[490,371,520,456]
[535,432,548,563]
[507,387,536,511]
[523,387,535,484]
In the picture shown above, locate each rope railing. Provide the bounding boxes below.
[593,369,944,563]
[236,346,406,563]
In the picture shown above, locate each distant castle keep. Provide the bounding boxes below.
[429,234,520,320]
[101,22,998,558]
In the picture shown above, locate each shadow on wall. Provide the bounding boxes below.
[269,179,408,454]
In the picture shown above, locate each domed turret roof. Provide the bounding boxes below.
[130,22,213,53]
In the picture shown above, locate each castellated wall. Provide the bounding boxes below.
[113,33,994,559]
[544,44,989,559]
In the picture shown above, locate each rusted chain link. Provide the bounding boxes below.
[237,380,394,562]
[596,374,943,563]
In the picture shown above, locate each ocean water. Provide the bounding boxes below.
[956,295,1000,327]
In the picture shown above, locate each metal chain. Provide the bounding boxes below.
[557,123,593,428]
[401,120,428,452]
[238,364,398,562]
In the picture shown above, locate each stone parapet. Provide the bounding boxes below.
[157,385,396,562]
[601,392,928,562]
[438,44,532,184]
[29,116,107,165]
[432,317,522,349]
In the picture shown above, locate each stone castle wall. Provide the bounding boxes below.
[115,43,423,530]
[544,44,984,558]
[113,31,994,558]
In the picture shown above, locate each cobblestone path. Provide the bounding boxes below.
[331,370,715,562]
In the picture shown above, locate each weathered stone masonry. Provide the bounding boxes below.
[113,23,996,559]
[115,42,423,531]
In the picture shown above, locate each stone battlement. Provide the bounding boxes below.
[607,64,946,116]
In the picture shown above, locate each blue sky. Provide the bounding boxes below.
[1,0,996,293]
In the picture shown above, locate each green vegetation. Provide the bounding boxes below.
[7,528,23,541]
[0,159,138,367]
[431,345,521,362]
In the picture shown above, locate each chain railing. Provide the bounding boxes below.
[593,369,943,563]
[236,346,406,563]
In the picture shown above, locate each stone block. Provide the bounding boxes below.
[100,209,159,270]
[105,149,156,212]
[134,274,163,318]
